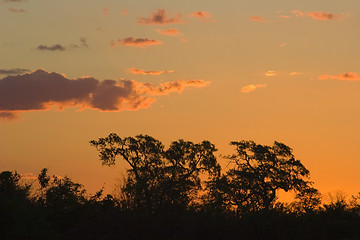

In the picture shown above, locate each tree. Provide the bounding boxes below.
[217,140,317,214]
[90,133,220,212]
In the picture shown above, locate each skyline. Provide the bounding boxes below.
[1,0,360,197]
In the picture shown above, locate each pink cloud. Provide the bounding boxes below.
[241,84,267,93]
[157,28,179,36]
[318,72,360,81]
[114,37,162,48]
[129,67,174,75]
[189,11,215,22]
[249,16,268,22]
[138,9,183,25]
[103,8,109,15]
[0,69,209,120]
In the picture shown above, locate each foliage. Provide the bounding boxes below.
[3,136,360,239]
[90,134,221,212]
[210,140,318,214]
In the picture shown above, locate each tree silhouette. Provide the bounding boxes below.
[90,134,220,213]
[216,140,317,214]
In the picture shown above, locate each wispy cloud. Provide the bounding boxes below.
[241,84,267,93]
[292,10,305,17]
[264,71,276,77]
[37,38,89,51]
[129,67,174,75]
[0,112,17,121]
[138,9,183,25]
[249,16,268,22]
[307,11,344,21]
[318,72,360,81]
[103,8,109,15]
[0,68,29,75]
[156,28,179,36]
[113,37,162,48]
[289,72,304,76]
[38,44,66,51]
[292,10,345,21]
[0,69,209,120]
[121,9,128,15]
[8,8,26,13]
[188,11,215,22]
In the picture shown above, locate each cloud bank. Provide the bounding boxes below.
[138,9,183,25]
[0,69,209,120]
[318,72,360,81]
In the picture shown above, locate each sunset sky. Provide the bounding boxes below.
[1,0,360,198]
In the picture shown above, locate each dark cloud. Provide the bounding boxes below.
[113,37,162,48]
[37,38,89,51]
[0,112,18,121]
[37,44,66,51]
[138,9,183,25]
[0,68,29,75]
[0,69,209,120]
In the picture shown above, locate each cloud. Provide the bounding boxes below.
[8,8,26,13]
[37,39,89,51]
[292,10,345,20]
[264,71,276,77]
[157,28,179,36]
[4,0,26,2]
[307,11,344,21]
[241,84,267,93]
[189,11,215,22]
[37,44,66,51]
[114,37,162,48]
[129,67,174,75]
[0,68,29,75]
[292,10,305,17]
[0,112,18,121]
[249,16,268,22]
[138,9,183,25]
[0,69,209,120]
[121,9,128,15]
[103,8,109,15]
[289,72,304,76]
[318,72,360,81]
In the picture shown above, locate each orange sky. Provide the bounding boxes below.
[1,0,360,198]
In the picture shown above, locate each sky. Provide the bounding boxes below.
[1,0,360,198]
